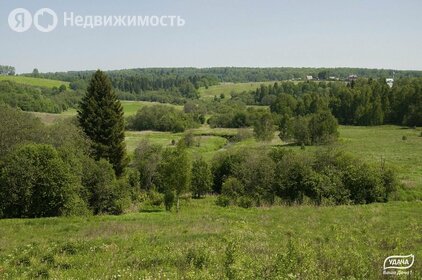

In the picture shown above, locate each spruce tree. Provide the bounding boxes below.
[78,70,127,176]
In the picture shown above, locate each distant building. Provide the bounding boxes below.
[306,75,313,81]
[386,78,394,88]
[348,75,358,81]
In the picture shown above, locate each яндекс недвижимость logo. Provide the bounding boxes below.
[8,8,58,32]
[8,8,186,33]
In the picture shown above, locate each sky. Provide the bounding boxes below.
[1,0,422,73]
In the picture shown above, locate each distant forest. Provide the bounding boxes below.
[24,67,422,89]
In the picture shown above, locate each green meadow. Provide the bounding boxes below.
[0,197,420,279]
[199,81,276,99]
[0,76,69,89]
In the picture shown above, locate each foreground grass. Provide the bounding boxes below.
[0,76,69,89]
[0,198,420,279]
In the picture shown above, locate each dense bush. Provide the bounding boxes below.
[213,148,397,207]
[0,108,131,218]
[0,104,46,160]
[207,106,270,129]
[127,105,200,132]
[0,144,79,218]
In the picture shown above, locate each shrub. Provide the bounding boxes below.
[211,151,247,193]
[214,148,398,207]
[0,144,76,218]
[215,195,231,207]
[308,110,339,144]
[238,196,254,208]
[81,158,121,214]
[0,104,46,160]
[221,177,244,199]
[147,190,164,207]
[127,105,200,132]
[164,191,175,211]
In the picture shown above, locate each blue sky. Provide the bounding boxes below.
[1,0,421,73]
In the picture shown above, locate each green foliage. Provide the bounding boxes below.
[78,70,128,176]
[214,148,397,207]
[164,191,175,211]
[0,80,80,113]
[0,106,133,217]
[221,177,244,199]
[146,190,164,207]
[290,115,311,145]
[281,111,339,145]
[81,158,118,214]
[215,195,231,207]
[211,150,247,194]
[191,157,212,198]
[207,105,269,129]
[0,144,77,218]
[214,150,276,206]
[127,105,200,132]
[157,146,191,211]
[133,140,163,190]
[308,110,339,144]
[253,112,275,142]
[180,131,197,147]
[0,104,46,160]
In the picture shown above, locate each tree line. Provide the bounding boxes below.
[0,65,15,76]
[0,80,80,113]
[245,78,422,127]
[28,67,422,84]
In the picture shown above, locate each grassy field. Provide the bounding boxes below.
[338,126,422,201]
[125,130,228,161]
[29,101,183,124]
[0,76,69,89]
[199,81,276,100]
[121,101,183,116]
[0,197,420,279]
